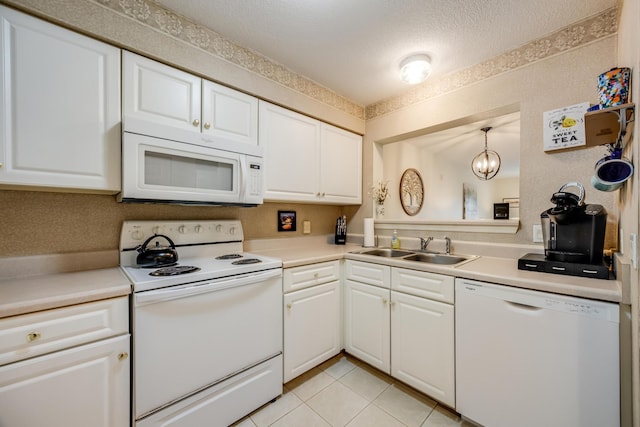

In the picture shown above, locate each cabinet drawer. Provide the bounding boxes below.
[391,268,454,304]
[283,260,340,293]
[0,297,129,366]
[345,260,391,289]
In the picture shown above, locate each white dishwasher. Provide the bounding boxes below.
[455,278,619,427]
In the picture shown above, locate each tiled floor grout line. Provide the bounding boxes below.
[239,352,467,427]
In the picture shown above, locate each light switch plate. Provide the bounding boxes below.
[303,220,311,234]
[532,224,543,243]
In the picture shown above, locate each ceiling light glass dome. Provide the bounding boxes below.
[399,54,432,84]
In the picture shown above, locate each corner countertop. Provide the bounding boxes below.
[0,237,626,319]
[248,236,625,304]
[0,263,131,319]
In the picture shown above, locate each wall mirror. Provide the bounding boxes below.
[377,110,520,223]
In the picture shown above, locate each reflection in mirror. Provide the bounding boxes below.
[380,111,520,220]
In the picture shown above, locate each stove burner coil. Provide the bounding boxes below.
[216,254,244,260]
[231,258,262,265]
[150,265,201,276]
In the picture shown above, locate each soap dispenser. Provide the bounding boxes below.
[391,230,400,249]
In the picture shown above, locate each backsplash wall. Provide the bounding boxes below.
[0,190,346,257]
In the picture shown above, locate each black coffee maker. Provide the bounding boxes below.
[541,182,607,264]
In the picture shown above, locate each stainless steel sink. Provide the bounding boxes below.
[402,252,475,265]
[361,249,415,257]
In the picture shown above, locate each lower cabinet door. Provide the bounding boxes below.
[0,334,130,427]
[344,280,390,373]
[391,291,455,407]
[283,281,341,382]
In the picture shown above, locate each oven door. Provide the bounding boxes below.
[120,132,263,205]
[132,268,282,420]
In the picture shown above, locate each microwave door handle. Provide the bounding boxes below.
[135,268,281,306]
[238,155,247,202]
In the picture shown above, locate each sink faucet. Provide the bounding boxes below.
[444,237,451,255]
[420,236,433,251]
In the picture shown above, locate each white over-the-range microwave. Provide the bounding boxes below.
[118,120,263,206]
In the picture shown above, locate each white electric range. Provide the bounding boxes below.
[120,220,283,427]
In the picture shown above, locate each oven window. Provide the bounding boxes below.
[144,151,234,191]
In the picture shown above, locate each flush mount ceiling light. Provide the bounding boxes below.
[399,54,431,84]
[471,126,501,180]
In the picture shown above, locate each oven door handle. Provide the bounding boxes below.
[135,268,282,306]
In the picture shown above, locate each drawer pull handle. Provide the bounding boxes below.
[314,273,319,279]
[118,352,129,361]
[27,332,41,342]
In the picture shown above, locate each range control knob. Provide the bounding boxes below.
[178,225,187,234]
[229,227,236,235]
[194,225,203,233]
[215,224,223,232]
[131,230,144,240]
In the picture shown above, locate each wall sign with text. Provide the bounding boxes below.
[543,102,589,152]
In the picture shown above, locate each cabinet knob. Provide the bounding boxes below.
[118,352,129,361]
[192,119,200,127]
[27,332,41,342]
[382,298,388,305]
[390,301,396,307]
[286,303,292,310]
[321,192,326,197]
[203,122,211,129]
[0,162,3,168]
[314,273,319,279]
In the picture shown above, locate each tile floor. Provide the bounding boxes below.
[233,353,476,427]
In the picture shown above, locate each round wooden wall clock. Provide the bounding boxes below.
[399,168,424,216]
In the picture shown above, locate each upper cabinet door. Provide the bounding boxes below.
[123,51,201,134]
[259,101,320,202]
[320,124,362,204]
[202,81,258,146]
[0,5,121,192]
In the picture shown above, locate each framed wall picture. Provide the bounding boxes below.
[277,211,296,232]
[399,168,424,216]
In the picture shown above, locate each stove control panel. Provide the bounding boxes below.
[120,220,244,250]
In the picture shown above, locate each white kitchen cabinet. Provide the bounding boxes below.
[344,260,455,406]
[259,101,362,204]
[344,279,391,373]
[283,261,341,382]
[390,267,455,406]
[0,297,130,427]
[391,290,455,407]
[0,5,121,192]
[343,260,391,373]
[123,51,258,147]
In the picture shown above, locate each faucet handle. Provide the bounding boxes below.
[420,236,434,251]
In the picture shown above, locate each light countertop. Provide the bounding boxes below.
[0,236,627,319]
[0,267,131,319]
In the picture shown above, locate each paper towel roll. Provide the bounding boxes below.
[363,218,375,247]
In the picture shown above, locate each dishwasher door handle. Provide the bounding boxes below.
[135,269,282,306]
[504,299,543,312]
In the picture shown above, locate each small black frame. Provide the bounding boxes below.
[278,211,296,232]
[493,203,510,220]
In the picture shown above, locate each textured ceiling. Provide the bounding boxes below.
[154,0,617,106]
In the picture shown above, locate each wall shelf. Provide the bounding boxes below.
[584,102,635,148]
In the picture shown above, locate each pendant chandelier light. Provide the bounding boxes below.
[471,126,501,180]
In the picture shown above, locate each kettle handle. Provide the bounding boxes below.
[137,234,177,253]
[557,181,585,205]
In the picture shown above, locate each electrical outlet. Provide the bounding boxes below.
[532,224,543,243]
[303,220,311,234]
